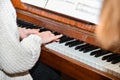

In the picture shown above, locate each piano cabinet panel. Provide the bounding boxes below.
[11,0,27,10]
[40,47,118,80]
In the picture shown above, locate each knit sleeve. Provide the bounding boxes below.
[0,0,43,74]
[0,24,42,74]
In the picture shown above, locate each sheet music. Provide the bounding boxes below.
[21,0,48,8]
[21,0,103,24]
[45,0,103,24]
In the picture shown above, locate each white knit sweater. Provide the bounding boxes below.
[0,0,42,80]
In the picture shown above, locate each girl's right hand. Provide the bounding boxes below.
[36,31,62,44]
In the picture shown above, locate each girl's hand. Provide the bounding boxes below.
[18,27,39,40]
[36,31,62,44]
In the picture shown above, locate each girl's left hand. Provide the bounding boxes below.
[18,27,39,40]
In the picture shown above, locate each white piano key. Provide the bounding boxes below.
[104,62,120,77]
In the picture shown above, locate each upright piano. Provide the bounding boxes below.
[12,0,120,80]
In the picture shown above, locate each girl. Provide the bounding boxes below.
[0,0,62,80]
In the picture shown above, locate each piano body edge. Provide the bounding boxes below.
[41,47,119,80]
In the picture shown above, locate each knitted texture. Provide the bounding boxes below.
[0,0,42,80]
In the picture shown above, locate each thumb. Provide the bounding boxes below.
[54,34,63,40]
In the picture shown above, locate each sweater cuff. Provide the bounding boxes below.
[27,34,42,46]
[29,34,42,44]
[21,34,42,58]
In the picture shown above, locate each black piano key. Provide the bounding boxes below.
[40,28,50,32]
[83,46,99,53]
[79,44,91,51]
[25,25,35,29]
[31,25,41,29]
[59,36,68,43]
[53,32,61,35]
[80,45,94,52]
[19,23,28,27]
[65,40,83,47]
[77,44,88,51]
[94,50,110,57]
[74,44,86,50]
[90,49,101,56]
[111,58,120,64]
[102,54,116,60]
[65,40,76,46]
[59,36,74,43]
[95,52,110,57]
[17,19,26,26]
[107,54,120,62]
[17,19,42,29]
[69,40,84,47]
[19,22,34,28]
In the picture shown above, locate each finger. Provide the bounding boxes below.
[50,33,55,37]
[47,31,52,34]
[31,29,39,32]
[53,34,63,40]
[32,29,39,31]
[55,39,60,42]
[32,29,40,33]
[28,29,40,34]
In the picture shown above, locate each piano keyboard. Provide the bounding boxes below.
[17,19,120,79]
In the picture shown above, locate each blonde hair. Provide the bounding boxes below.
[95,0,120,50]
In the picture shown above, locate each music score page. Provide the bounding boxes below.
[21,0,103,24]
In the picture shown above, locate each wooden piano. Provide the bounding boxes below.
[12,0,120,80]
